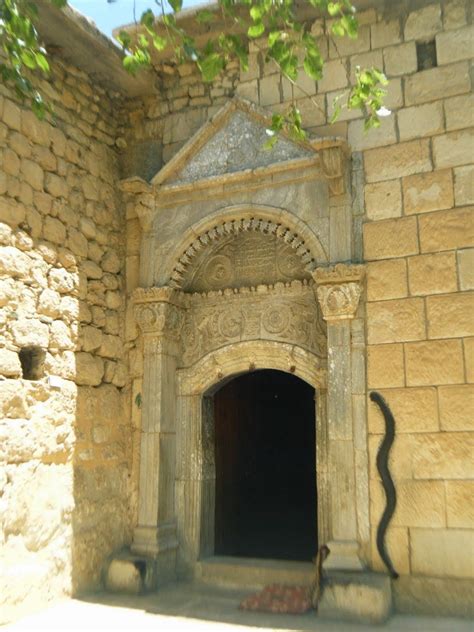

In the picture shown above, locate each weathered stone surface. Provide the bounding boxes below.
[366,259,407,301]
[405,339,464,386]
[412,432,473,480]
[434,125,473,166]
[348,117,396,151]
[0,349,22,378]
[419,207,474,253]
[404,3,441,40]
[444,93,474,132]
[427,292,474,339]
[454,165,474,206]
[411,528,474,578]
[436,24,474,65]
[383,42,417,77]
[446,481,474,528]
[371,19,401,49]
[76,352,104,386]
[364,140,432,183]
[371,478,445,529]
[0,246,30,278]
[457,249,474,290]
[404,62,470,106]
[398,103,444,141]
[318,571,391,624]
[402,169,454,215]
[438,384,474,431]
[364,217,418,260]
[367,298,425,344]
[367,344,405,388]
[408,252,458,296]
[368,387,438,434]
[11,318,49,348]
[48,268,76,294]
[43,217,67,245]
[104,558,144,594]
[364,179,402,221]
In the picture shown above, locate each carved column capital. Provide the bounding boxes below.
[119,177,155,231]
[312,263,365,321]
[319,145,347,196]
[133,286,186,342]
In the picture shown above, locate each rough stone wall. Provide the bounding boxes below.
[0,58,135,622]
[120,0,473,615]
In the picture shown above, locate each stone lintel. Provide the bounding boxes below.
[313,264,366,322]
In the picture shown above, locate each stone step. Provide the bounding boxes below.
[195,556,392,625]
[196,556,315,590]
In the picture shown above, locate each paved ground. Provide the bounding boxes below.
[4,582,473,632]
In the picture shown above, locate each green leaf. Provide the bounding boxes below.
[169,0,183,13]
[151,33,167,51]
[303,53,323,80]
[140,9,155,29]
[248,22,265,38]
[327,2,341,16]
[250,5,264,21]
[35,52,50,73]
[117,30,132,49]
[198,52,224,82]
[20,49,36,69]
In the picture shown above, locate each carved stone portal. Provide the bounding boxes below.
[127,98,369,584]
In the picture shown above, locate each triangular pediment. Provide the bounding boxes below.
[151,98,317,188]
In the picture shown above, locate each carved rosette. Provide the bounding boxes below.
[313,264,365,322]
[133,286,185,342]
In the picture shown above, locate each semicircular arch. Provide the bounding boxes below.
[165,204,328,289]
[177,340,327,396]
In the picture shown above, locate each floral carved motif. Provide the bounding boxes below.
[133,286,185,339]
[313,264,365,321]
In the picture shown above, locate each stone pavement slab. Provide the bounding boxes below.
[3,582,473,632]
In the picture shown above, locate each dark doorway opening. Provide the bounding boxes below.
[214,369,317,561]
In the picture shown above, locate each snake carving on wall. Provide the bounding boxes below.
[370,391,399,580]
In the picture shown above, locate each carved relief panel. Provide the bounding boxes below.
[181,230,311,292]
[180,281,326,367]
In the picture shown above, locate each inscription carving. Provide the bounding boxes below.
[170,217,316,290]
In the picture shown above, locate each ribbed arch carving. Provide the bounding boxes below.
[168,205,328,289]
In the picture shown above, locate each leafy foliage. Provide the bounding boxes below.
[0,0,390,137]
[0,0,67,118]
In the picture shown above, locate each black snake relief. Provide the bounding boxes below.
[370,391,399,580]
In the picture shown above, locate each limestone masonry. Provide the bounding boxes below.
[0,0,472,624]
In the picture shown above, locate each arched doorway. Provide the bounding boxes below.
[213,369,317,561]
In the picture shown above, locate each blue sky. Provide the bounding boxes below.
[70,0,205,39]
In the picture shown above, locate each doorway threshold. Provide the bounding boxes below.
[196,556,314,591]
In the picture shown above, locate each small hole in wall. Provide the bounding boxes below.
[19,347,46,380]
[416,40,437,71]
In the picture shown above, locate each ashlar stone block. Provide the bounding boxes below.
[366,259,407,301]
[407,252,458,296]
[412,432,473,480]
[404,4,441,41]
[411,528,474,578]
[370,479,445,528]
[367,344,405,388]
[404,62,470,107]
[438,384,474,431]
[446,481,474,528]
[398,102,444,142]
[405,339,464,386]
[402,169,454,215]
[365,180,402,221]
[454,165,474,206]
[364,216,419,260]
[427,292,474,339]
[367,387,439,434]
[457,249,474,290]
[433,129,474,169]
[419,207,474,253]
[436,24,474,65]
[364,139,432,183]
[367,298,426,344]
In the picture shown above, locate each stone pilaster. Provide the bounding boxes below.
[132,287,185,581]
[313,263,366,570]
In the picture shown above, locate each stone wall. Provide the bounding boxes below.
[0,58,136,622]
[120,0,473,615]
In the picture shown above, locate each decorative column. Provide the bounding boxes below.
[132,286,185,582]
[313,263,365,570]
